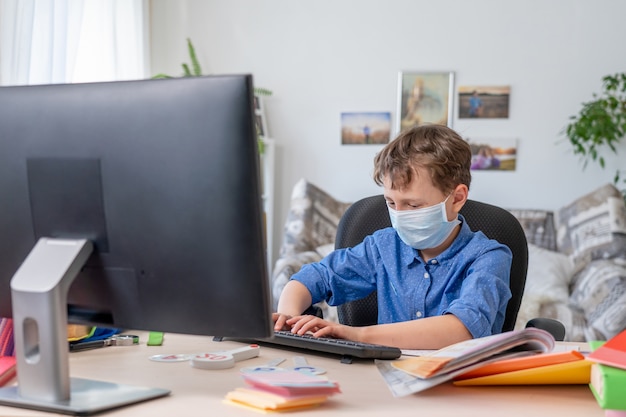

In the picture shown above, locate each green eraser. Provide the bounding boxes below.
[147,331,164,346]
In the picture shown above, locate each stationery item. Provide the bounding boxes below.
[0,318,14,357]
[589,341,626,410]
[391,327,554,379]
[290,356,326,375]
[224,387,330,412]
[190,345,260,370]
[376,328,555,396]
[240,357,286,374]
[149,353,194,362]
[147,331,164,346]
[69,334,140,352]
[453,355,592,386]
[225,369,341,412]
[587,330,626,370]
[454,351,591,385]
[0,356,16,387]
[66,324,94,342]
[240,369,341,397]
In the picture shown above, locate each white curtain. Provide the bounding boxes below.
[0,0,147,86]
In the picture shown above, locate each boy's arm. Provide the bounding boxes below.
[274,280,313,331]
[357,314,472,349]
[291,312,472,350]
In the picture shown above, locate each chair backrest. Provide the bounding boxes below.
[334,195,528,333]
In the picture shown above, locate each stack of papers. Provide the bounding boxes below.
[224,370,341,412]
[376,327,593,396]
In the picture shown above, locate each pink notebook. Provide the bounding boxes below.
[0,356,16,386]
[587,329,626,370]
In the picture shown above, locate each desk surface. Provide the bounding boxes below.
[0,332,604,417]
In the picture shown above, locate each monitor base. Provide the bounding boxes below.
[0,377,170,416]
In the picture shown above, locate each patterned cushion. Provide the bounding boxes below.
[507,209,557,251]
[271,179,351,317]
[556,183,626,271]
[277,178,351,258]
[568,259,626,341]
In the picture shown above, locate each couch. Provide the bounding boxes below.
[509,183,626,341]
[271,180,626,342]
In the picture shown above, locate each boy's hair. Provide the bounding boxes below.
[373,124,472,193]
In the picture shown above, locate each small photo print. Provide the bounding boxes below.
[458,86,510,119]
[255,114,265,137]
[254,94,268,138]
[467,137,517,171]
[341,112,391,145]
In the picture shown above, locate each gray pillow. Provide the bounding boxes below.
[556,183,626,272]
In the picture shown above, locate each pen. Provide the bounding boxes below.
[69,339,109,352]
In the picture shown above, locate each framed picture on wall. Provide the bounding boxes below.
[397,71,454,133]
[458,85,510,119]
[340,112,392,145]
[467,137,517,171]
[254,94,269,138]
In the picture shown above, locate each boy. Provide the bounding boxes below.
[273,125,512,349]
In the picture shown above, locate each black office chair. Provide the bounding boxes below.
[333,195,565,340]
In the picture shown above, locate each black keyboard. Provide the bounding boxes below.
[215,330,401,362]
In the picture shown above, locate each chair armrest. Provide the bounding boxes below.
[525,317,566,341]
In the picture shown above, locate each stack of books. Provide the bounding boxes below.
[587,330,626,416]
[0,318,13,357]
[0,318,15,387]
[224,369,341,412]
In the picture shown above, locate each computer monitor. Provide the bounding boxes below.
[0,75,273,414]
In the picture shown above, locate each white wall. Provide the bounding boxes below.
[150,0,626,264]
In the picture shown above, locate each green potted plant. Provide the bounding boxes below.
[564,72,626,197]
[153,38,272,154]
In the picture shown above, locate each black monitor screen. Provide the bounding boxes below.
[0,75,273,413]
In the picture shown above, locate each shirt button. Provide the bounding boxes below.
[416,311,423,318]
[423,272,430,279]
[431,259,438,264]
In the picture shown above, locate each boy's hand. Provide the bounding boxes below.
[286,315,361,341]
[272,312,293,332]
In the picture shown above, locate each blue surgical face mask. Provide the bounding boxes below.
[387,195,460,250]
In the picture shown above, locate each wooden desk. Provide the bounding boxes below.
[0,332,604,417]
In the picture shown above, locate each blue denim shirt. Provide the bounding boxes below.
[291,215,512,338]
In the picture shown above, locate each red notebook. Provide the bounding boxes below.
[0,356,16,387]
[587,329,626,370]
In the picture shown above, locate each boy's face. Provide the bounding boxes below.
[383,168,460,221]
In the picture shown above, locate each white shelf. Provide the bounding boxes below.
[261,137,275,278]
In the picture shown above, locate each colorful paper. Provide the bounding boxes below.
[587,330,626,370]
[589,341,626,410]
[0,356,16,387]
[454,350,585,380]
[453,358,592,386]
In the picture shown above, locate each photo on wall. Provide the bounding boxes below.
[397,71,454,133]
[458,85,510,119]
[341,112,391,145]
[467,137,517,171]
[254,94,268,138]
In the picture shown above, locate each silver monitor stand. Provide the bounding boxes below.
[0,238,169,415]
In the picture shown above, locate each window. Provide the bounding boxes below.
[0,0,148,86]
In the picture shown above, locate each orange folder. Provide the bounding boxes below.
[453,350,592,386]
